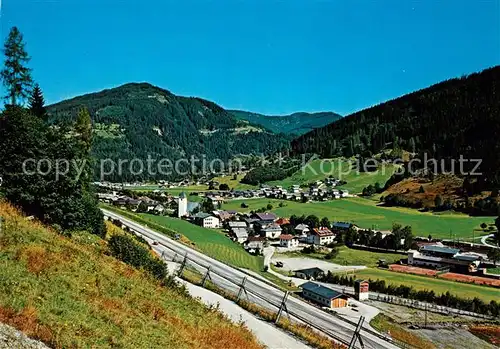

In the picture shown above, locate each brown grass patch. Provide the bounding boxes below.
[16,245,64,275]
[469,325,500,345]
[0,306,54,346]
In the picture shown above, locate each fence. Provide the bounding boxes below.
[368,293,495,320]
[106,213,407,349]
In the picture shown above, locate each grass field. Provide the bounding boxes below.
[281,246,403,267]
[328,246,403,267]
[211,173,257,190]
[268,158,397,194]
[0,201,263,349]
[223,197,493,238]
[138,213,264,272]
[344,268,499,302]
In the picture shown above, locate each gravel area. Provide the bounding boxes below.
[271,256,366,273]
[0,323,49,349]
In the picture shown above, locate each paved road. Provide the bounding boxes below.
[481,234,499,249]
[102,209,400,349]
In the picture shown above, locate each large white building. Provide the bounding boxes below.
[177,192,188,217]
[193,213,220,228]
[308,227,335,245]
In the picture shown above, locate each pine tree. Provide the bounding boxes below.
[29,83,47,120]
[1,27,33,105]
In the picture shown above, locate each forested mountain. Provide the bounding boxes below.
[48,83,292,182]
[230,110,342,135]
[292,66,500,189]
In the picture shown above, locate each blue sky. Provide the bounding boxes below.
[1,0,499,115]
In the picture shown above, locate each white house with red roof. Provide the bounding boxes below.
[279,234,299,248]
[308,227,335,245]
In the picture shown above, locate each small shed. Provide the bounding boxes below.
[354,279,369,301]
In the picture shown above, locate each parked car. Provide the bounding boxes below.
[152,240,159,246]
[275,261,284,268]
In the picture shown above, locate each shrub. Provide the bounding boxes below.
[108,235,167,280]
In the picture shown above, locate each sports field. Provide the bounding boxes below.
[223,197,493,239]
[138,213,263,272]
[345,268,499,302]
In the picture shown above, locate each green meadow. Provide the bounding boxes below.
[138,213,263,272]
[269,158,397,194]
[345,268,499,302]
[223,197,493,239]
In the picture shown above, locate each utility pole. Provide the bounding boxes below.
[177,253,188,276]
[236,276,248,302]
[275,291,290,324]
[348,316,365,349]
[201,266,211,287]
[424,302,428,328]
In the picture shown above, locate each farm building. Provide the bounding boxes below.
[301,282,349,308]
[294,267,325,280]
[408,244,482,272]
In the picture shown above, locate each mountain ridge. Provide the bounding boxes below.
[230,109,342,135]
[47,83,292,182]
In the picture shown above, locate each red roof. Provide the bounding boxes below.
[279,234,294,240]
[313,227,334,237]
[276,218,290,225]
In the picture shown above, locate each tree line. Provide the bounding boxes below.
[322,272,499,317]
[0,27,104,237]
[291,66,500,191]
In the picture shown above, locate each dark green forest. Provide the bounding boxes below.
[48,83,292,182]
[292,66,500,190]
[230,110,342,135]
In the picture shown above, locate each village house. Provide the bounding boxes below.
[193,213,220,229]
[259,223,282,239]
[295,223,310,234]
[213,210,232,222]
[153,204,166,215]
[232,228,249,244]
[245,236,266,254]
[275,217,290,226]
[279,234,299,248]
[308,227,335,245]
[252,212,278,224]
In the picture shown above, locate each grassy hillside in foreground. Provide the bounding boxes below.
[0,201,263,349]
[138,213,264,272]
[223,198,493,238]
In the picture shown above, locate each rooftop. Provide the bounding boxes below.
[301,282,345,300]
[313,227,334,237]
[279,234,294,240]
[253,212,278,221]
[421,245,460,255]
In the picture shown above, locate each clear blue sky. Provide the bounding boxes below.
[1,0,499,115]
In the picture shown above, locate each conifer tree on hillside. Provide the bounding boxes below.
[0,27,33,105]
[0,28,105,238]
[29,83,47,120]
